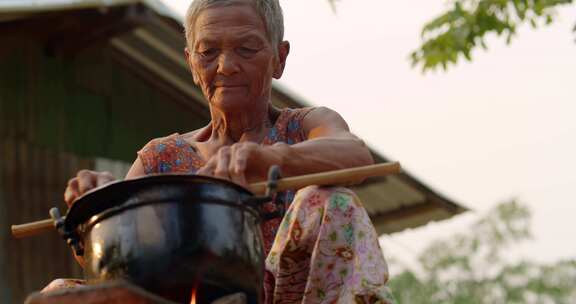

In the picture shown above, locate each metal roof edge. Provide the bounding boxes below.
[368,146,468,213]
[0,0,183,23]
[0,0,137,13]
[397,169,468,214]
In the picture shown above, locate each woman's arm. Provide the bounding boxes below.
[270,107,374,177]
[125,157,146,179]
[198,107,374,185]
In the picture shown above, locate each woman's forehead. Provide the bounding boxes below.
[193,3,267,42]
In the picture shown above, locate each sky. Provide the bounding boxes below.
[164,0,576,271]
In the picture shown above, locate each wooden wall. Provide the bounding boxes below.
[0,30,208,302]
[0,138,89,302]
[0,38,208,162]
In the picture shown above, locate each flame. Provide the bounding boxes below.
[189,286,197,304]
[190,289,196,304]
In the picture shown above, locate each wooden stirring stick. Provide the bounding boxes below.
[247,161,401,194]
[12,219,56,239]
[11,162,401,239]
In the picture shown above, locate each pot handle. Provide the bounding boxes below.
[243,165,285,221]
[50,207,84,256]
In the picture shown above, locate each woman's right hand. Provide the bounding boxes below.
[64,170,116,207]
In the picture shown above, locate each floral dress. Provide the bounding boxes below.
[43,108,395,304]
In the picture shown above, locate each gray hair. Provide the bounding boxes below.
[184,0,284,53]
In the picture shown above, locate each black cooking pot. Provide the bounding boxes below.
[51,170,282,304]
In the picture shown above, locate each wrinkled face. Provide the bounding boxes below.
[186,3,287,111]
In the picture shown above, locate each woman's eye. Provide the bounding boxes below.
[198,48,217,58]
[237,47,258,56]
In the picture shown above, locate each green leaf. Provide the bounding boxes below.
[506,32,514,44]
[409,0,575,72]
[463,49,472,61]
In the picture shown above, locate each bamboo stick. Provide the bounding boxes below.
[11,219,57,239]
[247,162,401,193]
[11,162,401,239]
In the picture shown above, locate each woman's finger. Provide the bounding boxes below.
[77,170,97,194]
[64,178,80,207]
[229,144,248,186]
[197,156,217,176]
[96,171,115,187]
[214,147,231,180]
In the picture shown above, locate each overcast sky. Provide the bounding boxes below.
[165,0,576,270]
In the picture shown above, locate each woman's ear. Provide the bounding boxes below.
[184,47,200,85]
[273,41,290,79]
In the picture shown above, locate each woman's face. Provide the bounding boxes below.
[186,3,288,112]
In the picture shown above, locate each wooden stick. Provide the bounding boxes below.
[11,162,401,239]
[11,219,57,239]
[247,162,401,194]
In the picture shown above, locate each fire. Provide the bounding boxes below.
[190,280,200,304]
[190,287,197,304]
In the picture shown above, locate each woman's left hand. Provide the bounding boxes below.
[196,142,283,186]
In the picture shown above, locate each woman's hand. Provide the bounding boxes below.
[64,170,116,207]
[197,142,284,186]
[64,170,116,267]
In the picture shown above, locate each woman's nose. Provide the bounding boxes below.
[217,53,240,76]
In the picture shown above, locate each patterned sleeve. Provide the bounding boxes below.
[136,133,202,175]
[137,136,172,175]
[287,107,318,143]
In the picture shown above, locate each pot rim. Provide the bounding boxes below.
[65,174,255,231]
[81,197,262,234]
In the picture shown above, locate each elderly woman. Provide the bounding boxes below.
[44,0,395,303]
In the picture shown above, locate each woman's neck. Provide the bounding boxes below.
[209,102,274,143]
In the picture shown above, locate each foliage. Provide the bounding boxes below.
[410,0,575,71]
[327,0,339,12]
[388,201,576,303]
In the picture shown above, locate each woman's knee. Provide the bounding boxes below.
[293,186,359,210]
[295,185,352,197]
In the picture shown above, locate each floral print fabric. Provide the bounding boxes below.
[265,186,394,304]
[42,108,395,303]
